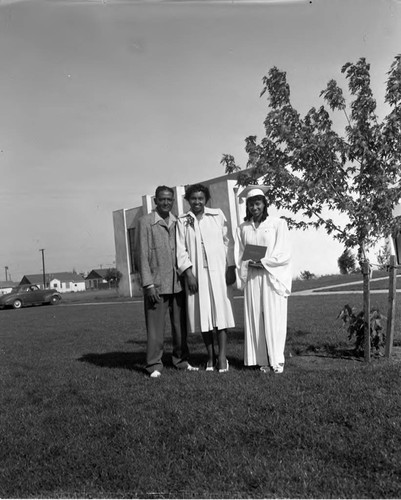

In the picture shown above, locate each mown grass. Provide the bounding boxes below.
[291,269,399,293]
[322,275,401,292]
[57,269,396,301]
[60,288,133,303]
[1,293,401,498]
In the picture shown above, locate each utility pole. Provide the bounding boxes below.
[39,249,46,289]
[5,266,8,281]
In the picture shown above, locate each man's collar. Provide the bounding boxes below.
[152,210,176,225]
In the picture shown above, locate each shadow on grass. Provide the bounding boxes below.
[78,326,250,372]
[78,351,146,372]
[322,345,363,360]
[287,327,366,362]
[292,329,311,337]
[78,349,246,372]
[292,345,364,363]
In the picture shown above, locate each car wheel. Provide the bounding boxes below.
[13,299,22,309]
[50,295,60,305]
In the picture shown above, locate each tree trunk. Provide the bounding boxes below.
[361,260,371,362]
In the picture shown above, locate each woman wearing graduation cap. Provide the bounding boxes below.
[235,185,291,373]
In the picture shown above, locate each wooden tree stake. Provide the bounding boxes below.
[385,255,397,358]
[363,265,371,363]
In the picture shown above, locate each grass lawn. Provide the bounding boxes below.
[291,269,401,293]
[1,292,401,498]
[321,276,401,292]
[59,288,134,303]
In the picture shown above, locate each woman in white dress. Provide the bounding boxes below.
[235,186,291,373]
[176,184,236,372]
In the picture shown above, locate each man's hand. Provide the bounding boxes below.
[144,286,161,304]
[185,268,198,294]
[225,266,236,286]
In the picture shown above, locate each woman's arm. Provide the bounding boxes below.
[261,218,291,269]
[176,217,198,293]
[221,210,235,267]
[260,218,292,296]
[176,217,193,274]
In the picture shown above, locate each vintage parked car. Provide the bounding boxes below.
[0,284,62,310]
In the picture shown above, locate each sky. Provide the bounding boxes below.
[0,0,400,281]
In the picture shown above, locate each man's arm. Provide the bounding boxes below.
[137,216,161,303]
[137,217,154,288]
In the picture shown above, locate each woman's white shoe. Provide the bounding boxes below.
[218,360,229,373]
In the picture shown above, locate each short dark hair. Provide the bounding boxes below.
[244,195,268,222]
[184,184,211,202]
[155,185,174,198]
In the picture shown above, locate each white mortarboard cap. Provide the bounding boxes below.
[237,185,269,202]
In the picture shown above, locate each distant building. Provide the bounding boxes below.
[0,280,18,296]
[113,172,242,297]
[20,272,86,293]
[85,269,111,290]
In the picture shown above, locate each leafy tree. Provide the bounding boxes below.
[338,248,357,275]
[105,268,122,289]
[299,270,315,280]
[222,55,401,361]
[376,240,391,270]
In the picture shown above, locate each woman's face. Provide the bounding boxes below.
[247,197,265,221]
[188,191,206,215]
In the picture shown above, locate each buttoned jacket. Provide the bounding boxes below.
[135,211,183,295]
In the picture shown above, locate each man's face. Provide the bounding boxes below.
[155,190,174,217]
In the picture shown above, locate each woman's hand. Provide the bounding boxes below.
[225,266,236,286]
[248,261,264,269]
[185,268,198,294]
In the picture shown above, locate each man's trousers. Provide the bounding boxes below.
[144,291,189,374]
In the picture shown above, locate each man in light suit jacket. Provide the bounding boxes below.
[136,186,198,378]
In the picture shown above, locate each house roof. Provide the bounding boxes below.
[0,280,18,288]
[20,272,85,284]
[85,268,110,280]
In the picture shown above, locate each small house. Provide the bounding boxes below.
[20,272,86,293]
[85,269,110,290]
[0,280,18,296]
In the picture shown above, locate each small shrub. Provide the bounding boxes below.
[105,268,123,288]
[376,241,391,270]
[338,249,357,275]
[299,270,315,280]
[337,304,386,356]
